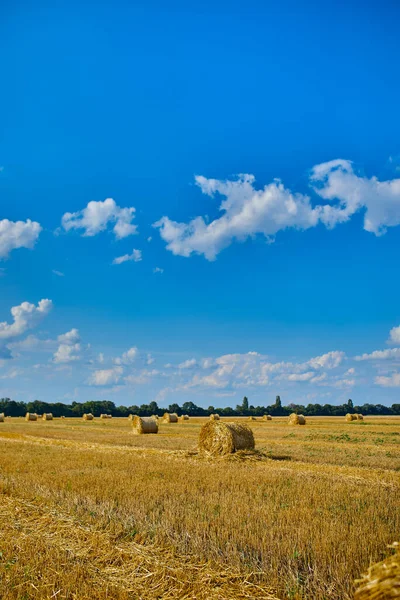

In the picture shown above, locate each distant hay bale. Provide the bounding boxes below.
[288,413,306,425]
[163,412,178,423]
[209,413,220,421]
[152,414,159,421]
[262,415,272,421]
[61,416,66,419]
[0,413,4,423]
[178,415,190,423]
[83,413,94,421]
[248,416,256,421]
[25,412,37,421]
[128,414,134,420]
[100,414,108,419]
[199,421,255,456]
[354,542,400,599]
[42,413,53,421]
[356,413,364,421]
[132,416,158,435]
[346,413,356,422]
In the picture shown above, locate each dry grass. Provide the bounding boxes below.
[0,416,399,599]
[354,542,400,599]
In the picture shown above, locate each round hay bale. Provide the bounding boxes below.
[0,413,4,423]
[345,413,356,422]
[25,412,37,422]
[262,415,272,421]
[248,416,256,421]
[209,413,220,421]
[199,421,255,456]
[83,413,94,421]
[152,414,159,421]
[132,416,158,435]
[163,412,178,423]
[128,414,134,420]
[356,413,364,421]
[288,413,306,425]
[354,542,400,600]
[42,413,53,421]
[61,416,66,419]
[100,414,108,419]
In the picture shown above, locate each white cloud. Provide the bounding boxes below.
[375,373,400,387]
[53,343,81,364]
[88,366,123,386]
[154,174,320,260]
[286,372,315,382]
[112,249,142,265]
[114,347,138,365]
[53,329,81,364]
[310,373,327,383]
[333,378,355,389]
[57,329,80,345]
[388,325,400,345]
[153,267,164,274]
[355,348,400,361]
[155,160,400,260]
[62,198,137,239]
[125,369,159,385]
[345,367,355,375]
[146,353,155,365]
[307,351,345,370]
[178,358,197,369]
[52,270,64,277]
[0,299,53,340]
[0,219,41,259]
[310,159,400,235]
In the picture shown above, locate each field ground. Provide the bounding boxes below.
[0,416,399,599]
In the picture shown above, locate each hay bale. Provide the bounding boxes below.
[209,413,220,421]
[346,413,356,422]
[128,414,134,420]
[25,412,38,421]
[132,416,158,435]
[248,416,256,421]
[42,413,53,421]
[288,413,306,425]
[356,413,364,421]
[262,415,272,421]
[152,414,159,421]
[199,421,255,456]
[0,413,4,423]
[100,414,108,419]
[354,542,400,599]
[83,413,94,421]
[61,416,66,419]
[163,412,178,423]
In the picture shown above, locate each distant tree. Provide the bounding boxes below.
[168,403,181,414]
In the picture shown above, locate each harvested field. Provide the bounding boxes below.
[0,416,399,599]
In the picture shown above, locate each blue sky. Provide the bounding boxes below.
[2,0,400,407]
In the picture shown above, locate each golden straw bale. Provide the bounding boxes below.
[248,416,256,421]
[100,414,108,419]
[42,413,53,421]
[61,416,66,419]
[354,542,400,599]
[83,413,94,421]
[346,413,356,422]
[262,415,272,421]
[25,412,38,422]
[356,413,364,421]
[199,421,255,456]
[163,412,178,423]
[209,413,220,421]
[288,413,306,425]
[152,414,159,421]
[132,416,158,435]
[128,414,134,420]
[0,413,4,422]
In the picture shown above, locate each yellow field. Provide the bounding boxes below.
[0,416,399,599]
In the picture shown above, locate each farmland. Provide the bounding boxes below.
[0,416,399,599]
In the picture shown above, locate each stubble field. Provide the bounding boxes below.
[0,416,399,600]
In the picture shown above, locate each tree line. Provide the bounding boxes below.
[1,395,399,418]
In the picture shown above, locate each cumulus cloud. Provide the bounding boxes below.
[88,366,123,386]
[112,249,142,265]
[114,347,138,365]
[178,358,197,369]
[53,329,81,364]
[388,325,400,345]
[375,373,400,387]
[52,270,64,277]
[307,351,345,370]
[355,348,400,361]
[0,299,53,340]
[53,343,81,364]
[62,198,137,239]
[153,267,164,274]
[154,160,400,259]
[0,219,41,259]
[285,372,315,382]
